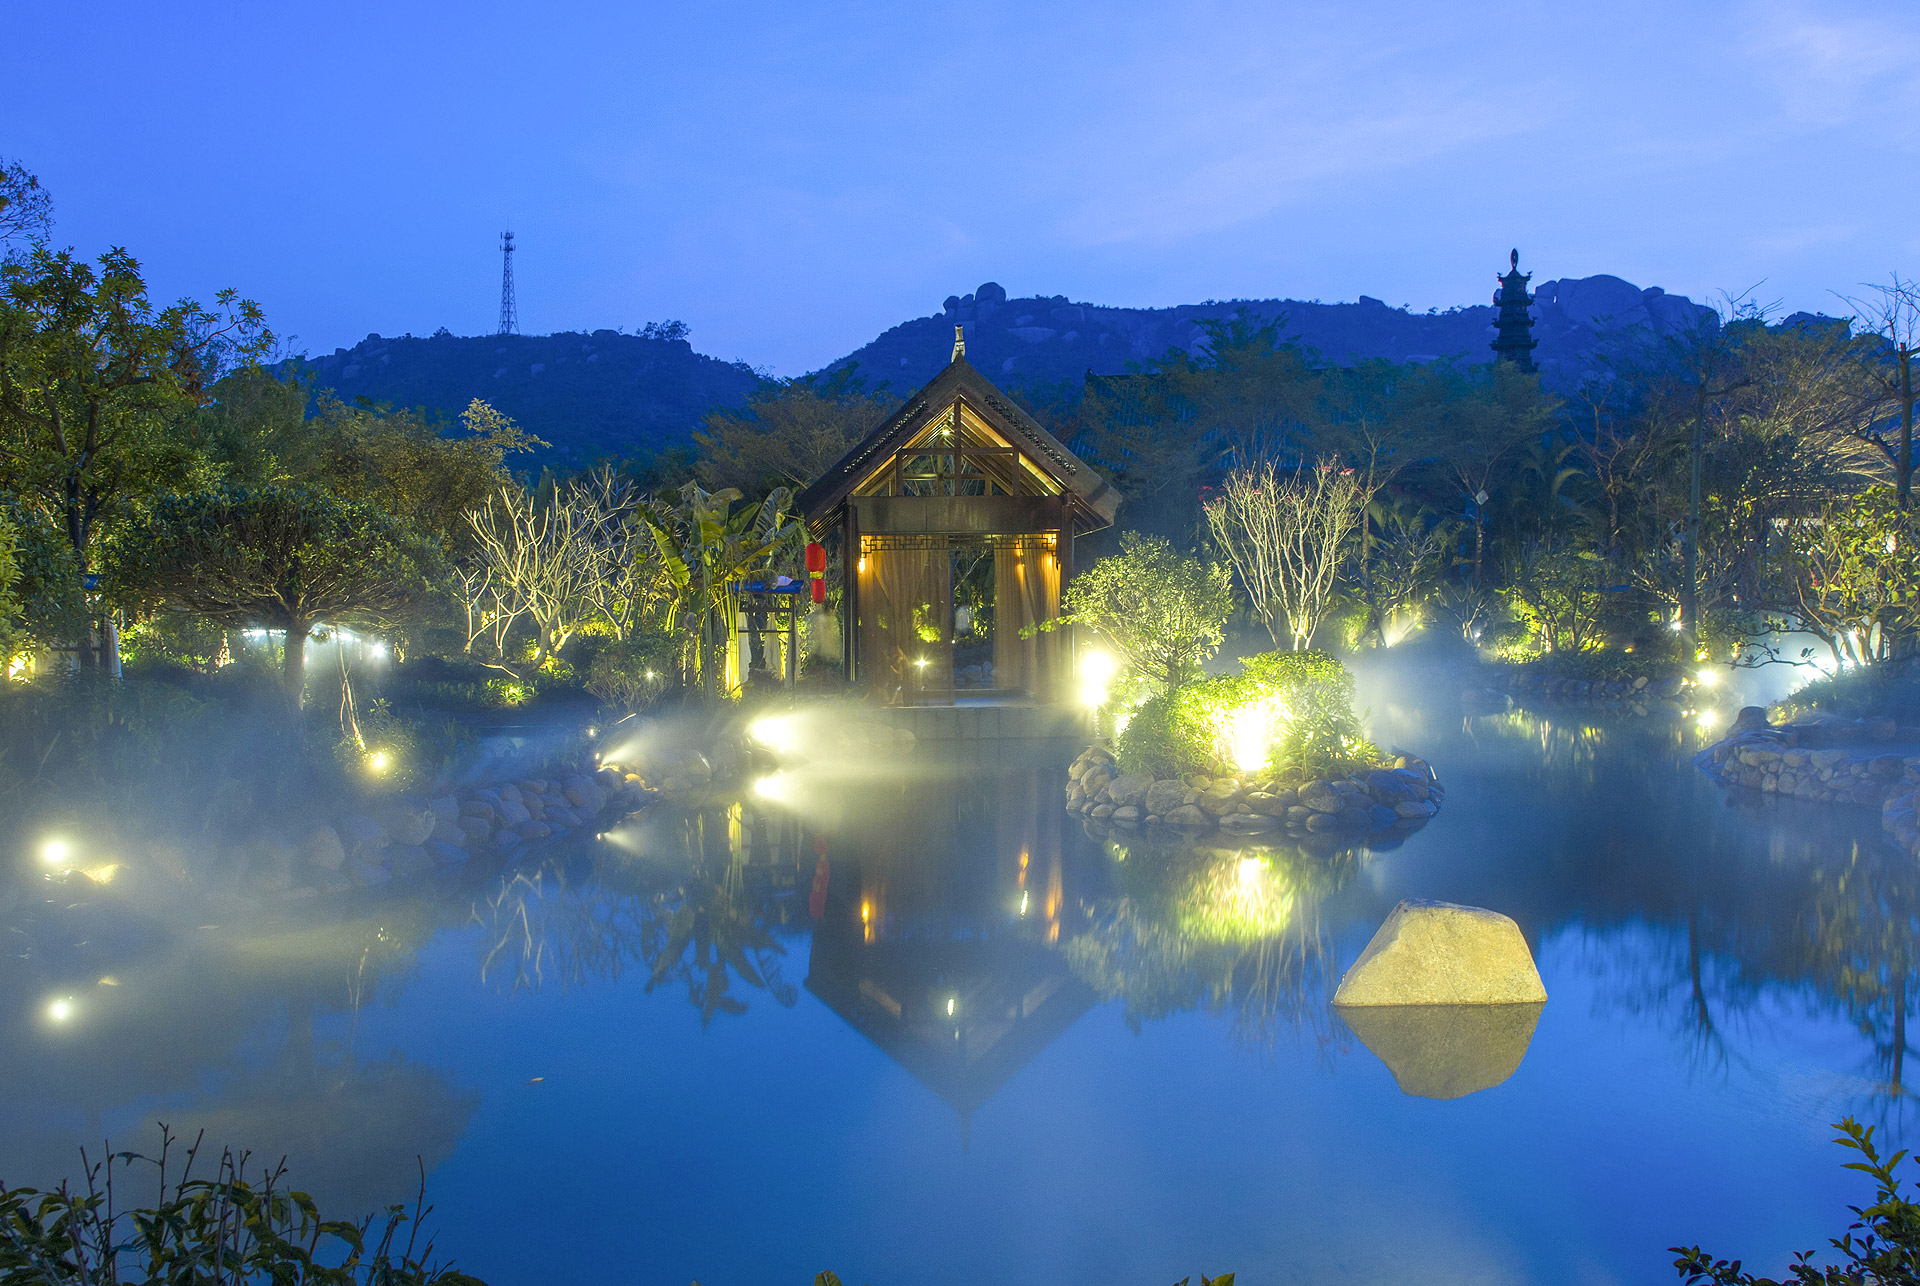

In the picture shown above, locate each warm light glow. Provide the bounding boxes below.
[946,996,957,1017]
[748,716,797,753]
[645,671,657,681]
[39,838,72,867]
[860,901,871,922]
[1019,890,1029,915]
[913,657,930,669]
[1697,710,1719,731]
[858,556,868,573]
[367,750,391,774]
[1228,701,1275,772]
[752,773,788,800]
[1669,619,1685,632]
[1079,648,1119,708]
[1695,668,1718,686]
[367,642,388,660]
[84,864,120,884]
[1238,857,1264,885]
[46,997,73,1023]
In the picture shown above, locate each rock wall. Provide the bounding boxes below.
[1065,745,1443,838]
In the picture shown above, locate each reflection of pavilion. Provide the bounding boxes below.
[801,758,1100,1122]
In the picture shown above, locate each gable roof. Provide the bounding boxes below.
[797,355,1120,530]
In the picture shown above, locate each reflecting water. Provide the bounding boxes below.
[3,683,1916,1284]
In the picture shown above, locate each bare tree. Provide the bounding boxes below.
[1205,459,1364,650]
[1839,274,1920,506]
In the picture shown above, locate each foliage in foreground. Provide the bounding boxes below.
[1062,532,1232,693]
[1673,1119,1920,1285]
[0,1129,481,1285]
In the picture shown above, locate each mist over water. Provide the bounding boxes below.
[2,660,1912,1284]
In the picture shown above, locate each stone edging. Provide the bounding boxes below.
[1065,746,1444,837]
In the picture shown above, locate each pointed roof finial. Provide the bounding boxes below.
[1510,247,1520,271]
[952,324,966,362]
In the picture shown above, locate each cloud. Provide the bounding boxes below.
[1738,0,1920,129]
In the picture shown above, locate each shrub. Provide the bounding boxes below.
[1672,1118,1920,1285]
[1062,532,1233,691]
[586,631,678,711]
[0,1128,482,1285]
[1115,650,1378,780]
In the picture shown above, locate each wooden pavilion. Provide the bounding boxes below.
[797,328,1119,705]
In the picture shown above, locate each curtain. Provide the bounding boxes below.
[993,538,1062,701]
[858,541,952,705]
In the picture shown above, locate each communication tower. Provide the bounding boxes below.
[497,230,519,335]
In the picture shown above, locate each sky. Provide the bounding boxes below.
[6,0,1920,376]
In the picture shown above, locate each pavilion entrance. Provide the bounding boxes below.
[854,534,1061,706]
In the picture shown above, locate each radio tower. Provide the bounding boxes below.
[496,230,519,335]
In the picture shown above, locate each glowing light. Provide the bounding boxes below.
[1079,649,1119,708]
[367,751,391,774]
[367,642,388,660]
[748,717,797,753]
[46,998,73,1023]
[1669,620,1685,632]
[645,671,657,681]
[97,976,118,987]
[84,864,120,884]
[752,774,787,800]
[1228,701,1275,772]
[913,657,930,669]
[39,838,72,868]
[946,996,957,1017]
[1697,710,1719,731]
[1695,668,1719,686]
[1019,890,1029,915]
[860,901,872,922]
[858,557,868,573]
[1238,857,1265,885]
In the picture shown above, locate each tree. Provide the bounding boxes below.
[1424,362,1558,588]
[1761,489,1920,671]
[1840,274,1920,507]
[108,486,434,710]
[1058,532,1231,691]
[640,482,804,698]
[695,366,896,492]
[1073,315,1321,540]
[1205,459,1364,651]
[0,246,271,663]
[0,158,52,252]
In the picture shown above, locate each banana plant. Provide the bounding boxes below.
[640,481,803,698]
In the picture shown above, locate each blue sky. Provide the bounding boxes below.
[6,1,1919,375]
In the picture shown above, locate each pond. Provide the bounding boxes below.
[2,673,1913,1285]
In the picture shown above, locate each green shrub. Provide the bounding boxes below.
[0,1128,482,1285]
[1673,1118,1920,1285]
[585,631,678,712]
[1114,651,1378,781]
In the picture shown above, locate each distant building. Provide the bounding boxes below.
[1490,249,1538,372]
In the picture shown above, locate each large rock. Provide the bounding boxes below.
[1143,779,1190,817]
[1106,773,1154,809]
[1341,1003,1545,1099]
[1332,900,1547,1006]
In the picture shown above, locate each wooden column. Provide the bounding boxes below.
[842,506,859,686]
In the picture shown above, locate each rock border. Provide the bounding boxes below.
[1698,706,1920,859]
[1066,746,1444,838]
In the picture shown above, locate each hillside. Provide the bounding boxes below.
[291,273,1720,459]
[830,273,1719,394]
[293,328,762,463]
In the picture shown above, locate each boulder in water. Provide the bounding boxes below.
[1333,899,1546,1006]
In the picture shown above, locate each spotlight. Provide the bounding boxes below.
[368,751,391,774]
[39,838,72,867]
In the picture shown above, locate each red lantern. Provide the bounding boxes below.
[805,542,827,574]
[811,579,827,604]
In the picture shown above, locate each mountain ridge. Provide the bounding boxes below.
[292,273,1725,462]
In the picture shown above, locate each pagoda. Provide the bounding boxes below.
[1490,248,1538,371]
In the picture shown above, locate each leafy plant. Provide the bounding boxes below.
[1115,650,1376,780]
[1673,1118,1920,1285]
[0,1127,483,1285]
[1060,532,1232,693]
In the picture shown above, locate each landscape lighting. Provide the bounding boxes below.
[368,751,391,774]
[1079,649,1118,708]
[39,838,71,867]
[46,997,73,1023]
[1695,668,1718,686]
[748,716,797,753]
[752,774,787,800]
[1228,702,1274,773]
